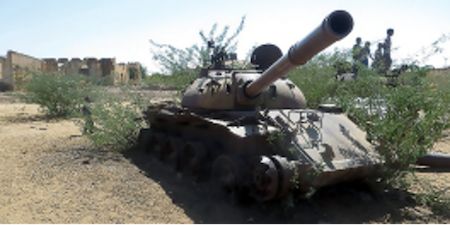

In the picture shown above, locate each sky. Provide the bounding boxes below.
[1,0,449,74]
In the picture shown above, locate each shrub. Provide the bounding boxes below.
[144,69,198,94]
[287,49,351,108]
[332,66,450,179]
[17,71,98,118]
[285,50,449,178]
[415,182,450,215]
[76,87,147,152]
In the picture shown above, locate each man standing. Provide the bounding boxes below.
[352,37,363,62]
[361,41,372,67]
[383,28,394,72]
[352,37,363,74]
[372,43,384,74]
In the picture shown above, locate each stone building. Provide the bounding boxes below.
[0,58,3,81]
[0,50,142,90]
[0,51,42,90]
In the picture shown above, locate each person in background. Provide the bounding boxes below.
[352,37,363,75]
[372,43,384,74]
[383,28,394,72]
[360,41,372,67]
[352,37,363,62]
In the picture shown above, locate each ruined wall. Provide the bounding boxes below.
[127,62,142,85]
[66,58,82,75]
[115,63,129,85]
[57,58,69,75]
[58,58,69,64]
[85,58,101,77]
[1,49,142,88]
[8,51,42,70]
[42,58,58,72]
[0,57,4,80]
[99,58,115,85]
[100,58,114,77]
[4,51,43,90]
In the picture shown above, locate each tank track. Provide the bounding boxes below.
[137,107,300,202]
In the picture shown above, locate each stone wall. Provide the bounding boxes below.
[99,58,115,85]
[85,58,101,77]
[115,63,129,85]
[42,58,58,72]
[2,51,42,90]
[0,57,4,80]
[127,62,142,85]
[1,50,142,89]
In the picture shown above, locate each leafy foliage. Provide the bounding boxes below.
[76,87,147,152]
[415,183,450,215]
[404,33,450,66]
[144,69,198,94]
[149,16,246,74]
[287,49,352,108]
[140,65,148,79]
[285,46,449,179]
[17,71,97,118]
[331,67,450,178]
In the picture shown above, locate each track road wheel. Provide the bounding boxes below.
[161,137,184,171]
[248,156,278,201]
[181,142,207,182]
[148,133,166,159]
[137,129,152,152]
[248,155,295,202]
[212,155,250,204]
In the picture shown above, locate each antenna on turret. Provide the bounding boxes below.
[207,39,237,70]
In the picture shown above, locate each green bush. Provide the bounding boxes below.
[285,50,449,177]
[144,69,198,93]
[76,87,147,152]
[287,51,450,211]
[415,182,450,215]
[15,70,146,152]
[287,49,351,108]
[331,66,450,178]
[17,71,98,118]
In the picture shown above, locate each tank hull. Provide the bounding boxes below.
[139,106,381,201]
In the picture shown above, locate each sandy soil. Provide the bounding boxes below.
[0,91,449,223]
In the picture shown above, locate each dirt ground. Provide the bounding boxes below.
[0,91,449,224]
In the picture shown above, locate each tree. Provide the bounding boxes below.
[140,65,148,79]
[149,16,246,75]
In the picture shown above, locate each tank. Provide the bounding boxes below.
[138,10,382,202]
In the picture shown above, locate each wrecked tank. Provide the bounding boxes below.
[138,10,382,202]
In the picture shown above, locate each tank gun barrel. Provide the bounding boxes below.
[245,10,354,98]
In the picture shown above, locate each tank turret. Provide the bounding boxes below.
[181,10,353,110]
[140,10,382,203]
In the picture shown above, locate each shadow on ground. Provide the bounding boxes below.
[123,149,429,224]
